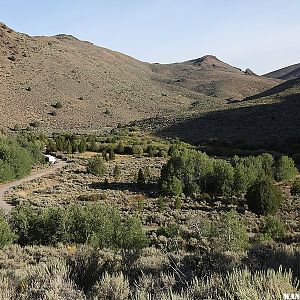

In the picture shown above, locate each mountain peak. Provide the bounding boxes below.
[189,55,220,65]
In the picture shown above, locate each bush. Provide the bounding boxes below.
[113,165,121,178]
[11,203,148,250]
[0,212,16,248]
[137,168,146,188]
[207,159,234,196]
[91,272,129,300]
[157,224,180,238]
[161,176,183,197]
[261,215,286,240]
[185,267,299,300]
[132,145,143,156]
[290,178,300,196]
[87,156,107,176]
[274,156,297,181]
[209,210,249,252]
[53,101,63,109]
[0,138,33,182]
[245,178,283,215]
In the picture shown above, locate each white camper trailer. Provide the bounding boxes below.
[44,155,57,164]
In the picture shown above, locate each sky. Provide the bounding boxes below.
[0,0,299,74]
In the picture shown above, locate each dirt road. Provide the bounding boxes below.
[0,159,67,213]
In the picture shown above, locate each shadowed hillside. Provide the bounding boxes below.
[156,78,300,143]
[264,63,300,80]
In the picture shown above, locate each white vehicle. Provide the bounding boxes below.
[44,155,57,164]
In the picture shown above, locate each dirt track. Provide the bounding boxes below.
[0,160,67,213]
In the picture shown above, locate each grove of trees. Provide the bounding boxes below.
[160,149,297,214]
[0,135,44,183]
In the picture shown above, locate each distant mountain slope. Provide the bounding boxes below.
[245,77,300,100]
[264,63,300,80]
[151,55,281,100]
[0,22,282,131]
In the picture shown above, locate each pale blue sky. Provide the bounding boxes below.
[1,0,299,74]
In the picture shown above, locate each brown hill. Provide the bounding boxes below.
[264,63,300,80]
[151,55,280,100]
[0,22,281,131]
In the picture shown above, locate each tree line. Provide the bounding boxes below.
[160,149,297,214]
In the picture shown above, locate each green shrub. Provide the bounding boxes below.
[108,148,115,160]
[207,159,234,196]
[261,215,286,240]
[161,176,183,197]
[132,145,143,156]
[11,204,148,250]
[78,139,87,153]
[0,212,16,248]
[0,138,33,182]
[137,169,146,188]
[210,210,249,252]
[245,178,283,215]
[291,178,300,196]
[113,165,121,178]
[274,156,297,181]
[157,223,180,238]
[121,217,149,250]
[87,156,107,176]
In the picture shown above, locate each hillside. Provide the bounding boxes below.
[264,63,300,80]
[151,55,281,100]
[152,77,300,144]
[0,22,281,131]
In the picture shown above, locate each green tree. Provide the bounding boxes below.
[121,216,149,250]
[144,166,151,184]
[246,178,283,215]
[161,176,183,197]
[274,156,297,181]
[147,144,156,157]
[0,212,16,248]
[132,145,143,156]
[261,215,286,240]
[0,161,14,183]
[87,156,107,176]
[137,168,146,188]
[108,148,115,160]
[78,139,87,153]
[116,141,125,154]
[291,178,300,196]
[113,165,121,178]
[208,159,234,196]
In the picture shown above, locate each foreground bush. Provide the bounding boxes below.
[11,204,148,249]
[184,267,299,300]
[0,259,85,300]
[246,178,283,215]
